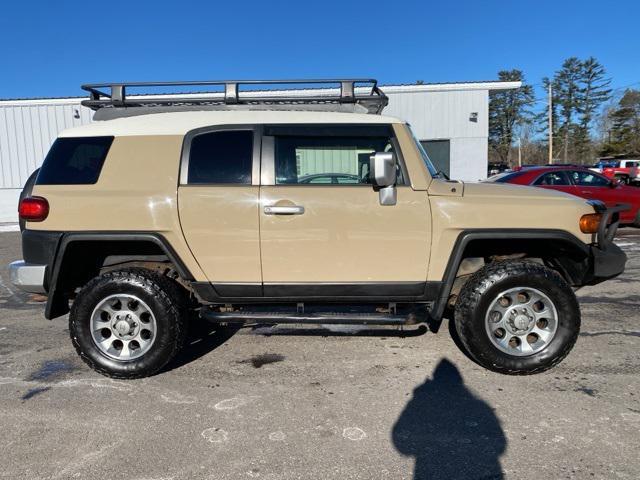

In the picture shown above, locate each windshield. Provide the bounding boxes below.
[406,126,439,177]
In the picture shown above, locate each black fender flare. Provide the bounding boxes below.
[45,232,194,319]
[427,229,590,332]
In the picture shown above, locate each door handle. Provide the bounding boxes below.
[264,205,305,215]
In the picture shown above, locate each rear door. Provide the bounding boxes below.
[178,126,263,294]
[531,170,576,196]
[258,124,432,299]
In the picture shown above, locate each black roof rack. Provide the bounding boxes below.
[81,79,388,120]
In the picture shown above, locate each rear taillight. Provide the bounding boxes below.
[19,196,49,222]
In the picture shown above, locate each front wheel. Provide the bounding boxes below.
[454,261,580,375]
[69,268,188,379]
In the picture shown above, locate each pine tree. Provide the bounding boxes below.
[576,58,612,159]
[488,70,534,164]
[543,57,612,163]
[601,89,640,155]
[552,57,584,163]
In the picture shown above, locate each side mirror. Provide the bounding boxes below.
[370,152,397,206]
[610,178,623,188]
[370,152,396,187]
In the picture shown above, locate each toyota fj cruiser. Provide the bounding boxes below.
[10,79,627,378]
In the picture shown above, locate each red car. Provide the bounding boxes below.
[488,166,640,226]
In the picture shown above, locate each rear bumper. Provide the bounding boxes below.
[9,260,47,294]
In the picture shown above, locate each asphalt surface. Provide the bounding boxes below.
[0,230,639,480]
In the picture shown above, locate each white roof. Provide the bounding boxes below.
[58,110,403,137]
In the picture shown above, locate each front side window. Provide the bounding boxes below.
[570,170,610,187]
[187,130,253,184]
[533,171,571,186]
[37,136,113,185]
[268,125,404,185]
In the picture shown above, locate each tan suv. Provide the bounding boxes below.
[9,79,627,378]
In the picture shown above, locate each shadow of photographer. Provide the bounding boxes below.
[392,359,506,480]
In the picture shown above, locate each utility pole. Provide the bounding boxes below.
[548,84,553,164]
[518,137,522,167]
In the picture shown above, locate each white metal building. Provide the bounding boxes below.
[0,81,519,223]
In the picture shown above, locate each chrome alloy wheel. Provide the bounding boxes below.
[90,294,157,360]
[484,287,558,357]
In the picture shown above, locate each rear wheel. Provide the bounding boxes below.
[70,268,188,379]
[454,261,580,375]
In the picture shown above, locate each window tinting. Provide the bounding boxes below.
[273,134,403,185]
[188,130,253,184]
[36,136,113,185]
[570,170,610,186]
[534,171,570,186]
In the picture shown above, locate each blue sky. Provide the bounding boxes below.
[1,0,639,105]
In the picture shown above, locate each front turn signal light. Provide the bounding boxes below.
[580,213,602,234]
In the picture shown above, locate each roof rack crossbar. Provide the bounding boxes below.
[80,79,388,115]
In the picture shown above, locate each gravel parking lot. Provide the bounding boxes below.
[0,230,639,480]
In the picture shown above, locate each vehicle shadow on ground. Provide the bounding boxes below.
[161,320,240,373]
[392,359,506,480]
[162,322,428,373]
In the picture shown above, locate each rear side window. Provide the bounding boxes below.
[188,130,253,184]
[533,171,571,186]
[36,136,113,185]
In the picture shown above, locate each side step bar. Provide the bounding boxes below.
[200,309,418,326]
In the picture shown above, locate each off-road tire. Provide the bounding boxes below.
[69,268,188,379]
[454,260,580,375]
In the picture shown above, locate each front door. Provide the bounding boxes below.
[258,124,432,298]
[531,170,576,196]
[568,169,635,223]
